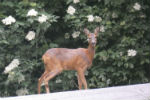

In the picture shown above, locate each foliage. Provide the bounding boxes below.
[0,0,150,96]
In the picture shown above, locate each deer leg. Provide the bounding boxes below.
[38,71,48,94]
[78,70,87,89]
[77,74,82,89]
[43,69,62,93]
[44,81,50,93]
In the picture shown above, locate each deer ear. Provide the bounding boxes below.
[84,28,90,36]
[94,27,100,37]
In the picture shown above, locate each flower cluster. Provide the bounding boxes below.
[140,14,146,18]
[133,3,141,11]
[119,52,123,56]
[4,59,20,74]
[18,74,25,83]
[27,9,38,16]
[38,14,48,23]
[67,6,76,15]
[87,15,102,23]
[95,16,102,22]
[127,49,137,57]
[25,31,36,41]
[112,12,118,18]
[87,15,94,22]
[16,88,29,96]
[72,31,80,38]
[7,71,15,81]
[2,16,16,25]
[100,25,105,32]
[55,79,62,83]
[73,0,80,4]
[7,71,25,83]
[64,33,70,39]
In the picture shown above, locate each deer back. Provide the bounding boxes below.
[42,48,92,71]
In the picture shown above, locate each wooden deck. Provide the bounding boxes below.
[1,83,150,100]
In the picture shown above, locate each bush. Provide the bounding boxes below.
[0,0,149,96]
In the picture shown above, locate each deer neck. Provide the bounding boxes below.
[87,44,95,62]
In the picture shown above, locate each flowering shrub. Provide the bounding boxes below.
[0,0,150,96]
[0,0,58,96]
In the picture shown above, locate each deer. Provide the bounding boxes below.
[38,27,100,94]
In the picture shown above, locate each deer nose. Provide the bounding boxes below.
[91,42,96,46]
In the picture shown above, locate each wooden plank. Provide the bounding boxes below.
[1,83,150,100]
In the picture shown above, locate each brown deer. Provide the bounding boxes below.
[38,27,100,94]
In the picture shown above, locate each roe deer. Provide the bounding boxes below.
[38,27,100,94]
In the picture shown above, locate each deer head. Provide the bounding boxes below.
[84,27,100,47]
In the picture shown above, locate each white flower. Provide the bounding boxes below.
[56,79,62,83]
[72,31,80,38]
[106,79,111,85]
[73,0,80,3]
[38,14,48,23]
[65,33,70,39]
[87,15,94,22]
[120,52,123,56]
[112,13,118,18]
[140,14,146,18]
[67,6,76,15]
[18,74,25,83]
[127,49,137,57]
[94,16,102,22]
[16,88,28,96]
[25,31,35,41]
[100,25,105,32]
[133,3,141,11]
[27,9,38,16]
[8,71,15,81]
[4,59,20,74]
[2,16,16,25]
